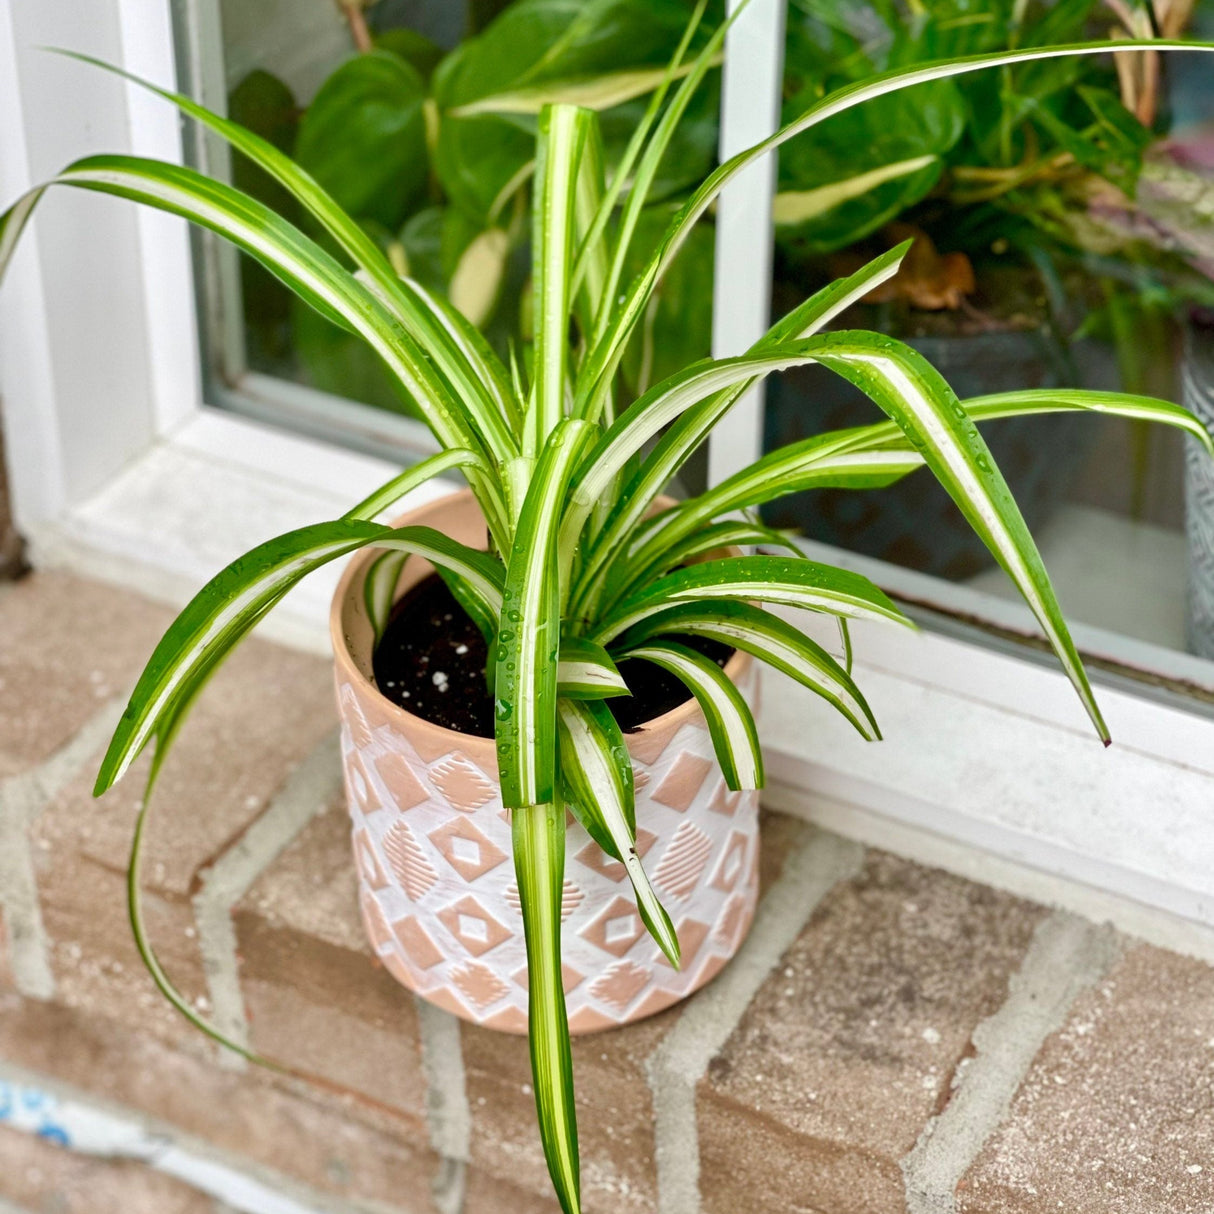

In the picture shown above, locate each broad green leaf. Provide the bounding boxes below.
[557,699,680,964]
[621,641,763,790]
[449,58,719,116]
[294,51,429,229]
[512,800,580,1214]
[497,419,598,807]
[557,637,629,700]
[448,228,512,327]
[621,601,882,741]
[593,554,910,644]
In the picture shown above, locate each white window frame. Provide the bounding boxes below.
[3,0,1213,949]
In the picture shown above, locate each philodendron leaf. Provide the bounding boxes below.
[622,641,763,791]
[294,51,429,230]
[557,698,680,965]
[621,600,882,741]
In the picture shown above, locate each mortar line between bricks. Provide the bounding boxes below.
[0,694,128,1000]
[414,996,471,1214]
[192,730,343,1062]
[645,827,866,1214]
[0,1057,391,1214]
[900,910,1122,1214]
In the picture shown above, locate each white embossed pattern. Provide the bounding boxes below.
[337,668,761,1034]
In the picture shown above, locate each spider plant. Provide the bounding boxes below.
[1,10,1210,1212]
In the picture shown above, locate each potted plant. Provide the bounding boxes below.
[764,0,1214,577]
[2,11,1210,1213]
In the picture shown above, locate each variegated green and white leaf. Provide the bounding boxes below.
[773,155,937,226]
[95,521,503,794]
[344,450,490,522]
[450,58,720,117]
[557,638,629,700]
[569,244,914,616]
[808,331,1108,738]
[622,641,762,791]
[621,601,881,741]
[593,555,911,645]
[526,106,588,458]
[497,419,598,808]
[512,801,580,1214]
[557,699,679,964]
[59,51,519,468]
[576,38,1214,419]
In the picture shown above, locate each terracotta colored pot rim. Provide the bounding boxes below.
[329,488,751,762]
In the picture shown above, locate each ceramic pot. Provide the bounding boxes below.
[330,489,760,1034]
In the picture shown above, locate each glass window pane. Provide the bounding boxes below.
[766,0,1214,676]
[195,0,719,446]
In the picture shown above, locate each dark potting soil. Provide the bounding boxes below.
[373,573,733,737]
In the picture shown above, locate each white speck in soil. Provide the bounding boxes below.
[455,643,469,655]
[432,671,448,687]
[400,690,410,699]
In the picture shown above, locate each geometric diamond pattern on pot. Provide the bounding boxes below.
[353,827,390,891]
[504,879,585,922]
[651,752,714,811]
[450,961,510,1010]
[340,684,374,750]
[716,891,751,953]
[579,895,645,958]
[437,895,512,957]
[429,753,496,811]
[373,750,429,812]
[428,817,507,881]
[589,959,651,1011]
[708,780,743,817]
[382,819,439,900]
[573,827,657,883]
[347,754,381,814]
[710,830,750,894]
[392,915,444,970]
[653,819,714,899]
[359,888,394,955]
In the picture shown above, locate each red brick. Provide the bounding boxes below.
[0,1122,214,1214]
[234,799,429,1119]
[0,994,436,1208]
[697,851,1047,1214]
[462,811,813,1210]
[31,630,335,1043]
[0,571,173,777]
[958,942,1214,1214]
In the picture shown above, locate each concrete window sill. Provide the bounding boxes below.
[0,570,1209,1214]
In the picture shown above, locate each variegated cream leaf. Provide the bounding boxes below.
[773,155,937,226]
[593,554,911,644]
[450,58,721,117]
[621,600,881,741]
[622,641,762,790]
[557,638,630,700]
[557,699,680,964]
